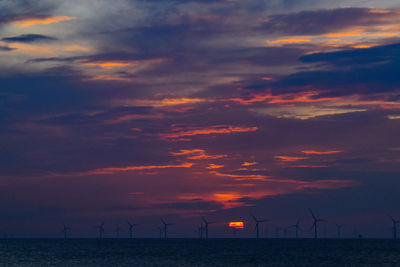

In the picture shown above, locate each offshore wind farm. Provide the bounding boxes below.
[2,0,400,265]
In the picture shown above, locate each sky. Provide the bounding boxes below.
[1,0,400,238]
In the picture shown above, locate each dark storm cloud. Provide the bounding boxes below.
[0,0,55,27]
[259,8,398,35]
[0,45,14,51]
[300,43,400,66]
[2,34,57,43]
[153,200,223,211]
[274,42,400,95]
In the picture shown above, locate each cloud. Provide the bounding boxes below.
[52,162,194,177]
[2,34,57,43]
[259,8,400,35]
[160,125,259,140]
[171,149,227,160]
[274,156,309,162]
[206,164,224,169]
[0,45,14,51]
[273,42,400,97]
[10,16,76,27]
[302,150,344,155]
[242,162,257,167]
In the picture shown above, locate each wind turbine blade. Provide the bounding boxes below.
[201,217,207,224]
[161,218,166,225]
[309,209,316,220]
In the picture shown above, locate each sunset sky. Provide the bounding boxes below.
[1,0,400,238]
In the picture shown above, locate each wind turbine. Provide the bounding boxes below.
[94,223,104,239]
[115,224,120,238]
[309,209,326,239]
[251,215,268,239]
[62,224,70,240]
[127,221,138,239]
[202,217,215,239]
[274,226,281,238]
[158,227,163,238]
[389,215,400,239]
[289,219,301,239]
[198,222,204,239]
[335,224,344,239]
[161,218,174,239]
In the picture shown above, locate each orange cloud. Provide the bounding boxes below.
[171,149,227,160]
[161,125,259,139]
[89,162,193,175]
[291,165,329,168]
[210,171,269,181]
[274,156,309,162]
[51,162,194,177]
[86,75,133,82]
[206,164,224,169]
[83,62,137,69]
[11,16,77,27]
[242,162,257,167]
[106,113,163,124]
[227,91,341,106]
[129,98,211,108]
[266,38,311,45]
[302,150,344,155]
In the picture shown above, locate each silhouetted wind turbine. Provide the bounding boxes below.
[158,227,163,238]
[127,221,138,239]
[389,215,400,239]
[202,217,215,239]
[62,224,70,240]
[161,218,174,239]
[274,226,281,238]
[251,215,268,239]
[335,224,344,239]
[289,219,301,239]
[309,209,326,239]
[198,222,204,239]
[115,224,120,238]
[94,223,104,239]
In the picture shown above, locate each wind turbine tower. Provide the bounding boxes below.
[290,219,300,239]
[95,223,104,239]
[62,224,70,240]
[115,224,120,238]
[389,215,400,239]
[335,224,344,239]
[127,221,138,239]
[309,209,326,239]
[252,215,268,239]
[202,217,215,239]
[161,218,174,239]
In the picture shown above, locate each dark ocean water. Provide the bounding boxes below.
[1,239,400,266]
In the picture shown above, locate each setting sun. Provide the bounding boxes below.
[229,222,245,229]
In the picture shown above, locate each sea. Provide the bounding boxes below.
[0,238,400,266]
